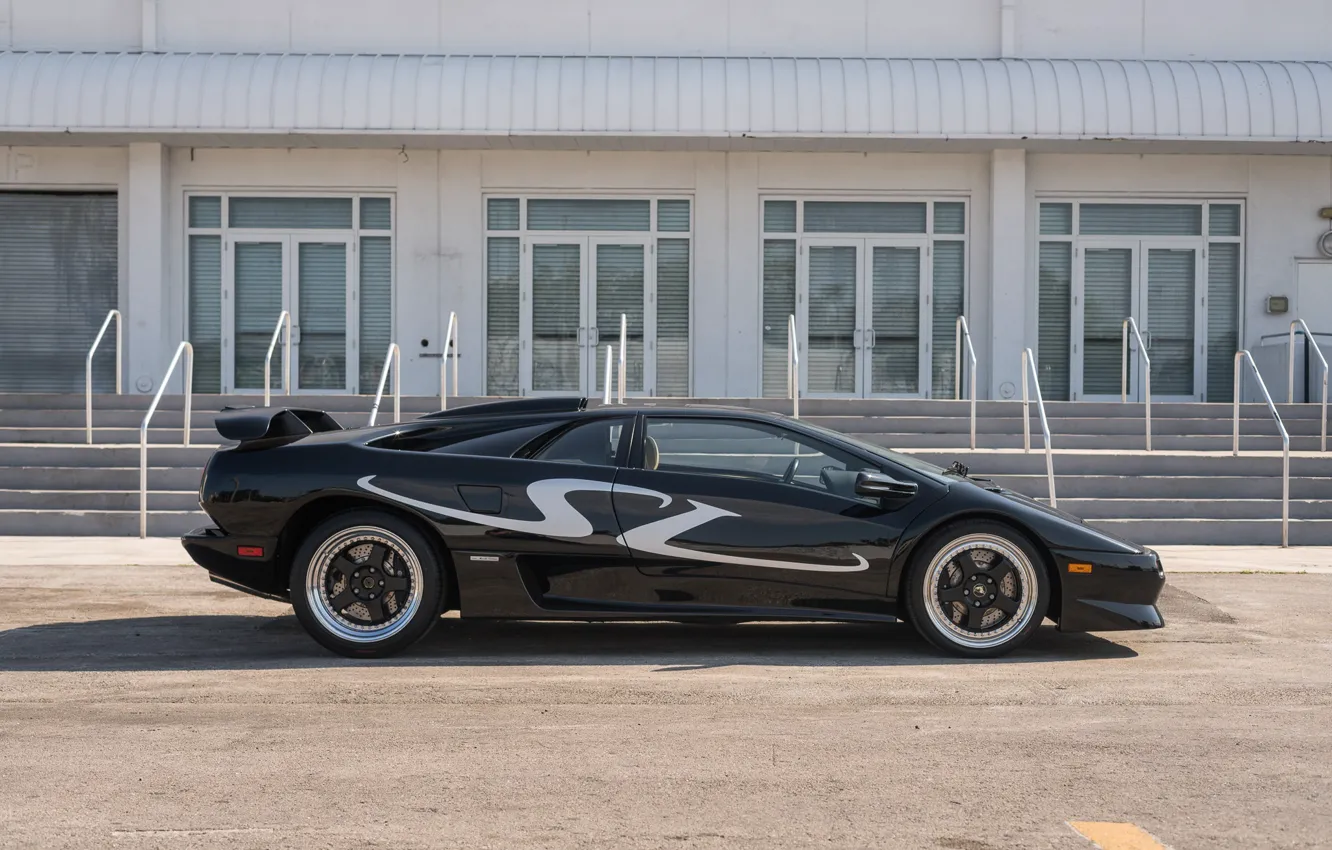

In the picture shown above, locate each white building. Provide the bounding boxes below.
[0,0,1329,404]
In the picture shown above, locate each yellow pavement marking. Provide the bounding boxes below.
[1068,822,1169,850]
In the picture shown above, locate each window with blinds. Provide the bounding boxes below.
[760,199,968,398]
[1036,200,1242,401]
[656,240,691,397]
[484,197,692,397]
[187,194,392,394]
[931,242,965,398]
[1037,242,1072,401]
[485,238,520,395]
[762,241,797,397]
[0,192,119,393]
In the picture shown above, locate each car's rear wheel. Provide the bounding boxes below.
[904,520,1049,658]
[290,510,446,658]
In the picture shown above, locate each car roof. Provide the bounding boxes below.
[419,397,790,423]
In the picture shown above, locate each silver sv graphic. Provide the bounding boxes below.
[357,475,870,573]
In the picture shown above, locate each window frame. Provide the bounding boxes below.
[183,191,396,394]
[1032,197,1246,402]
[757,195,971,399]
[632,413,882,499]
[482,194,695,397]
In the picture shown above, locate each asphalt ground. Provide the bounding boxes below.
[0,544,1329,849]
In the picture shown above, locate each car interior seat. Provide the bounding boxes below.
[644,435,660,470]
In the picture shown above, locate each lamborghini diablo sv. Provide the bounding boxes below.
[183,397,1165,658]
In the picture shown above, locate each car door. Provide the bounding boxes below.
[358,415,640,615]
[611,414,928,617]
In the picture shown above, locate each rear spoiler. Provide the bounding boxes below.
[216,407,343,448]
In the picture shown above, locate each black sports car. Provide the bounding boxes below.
[183,397,1164,658]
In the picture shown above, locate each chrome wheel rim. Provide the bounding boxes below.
[922,533,1039,650]
[305,526,423,644]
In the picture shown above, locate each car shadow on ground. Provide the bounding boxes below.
[0,614,1137,672]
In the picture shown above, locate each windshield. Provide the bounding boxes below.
[792,419,952,481]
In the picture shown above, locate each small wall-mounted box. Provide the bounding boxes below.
[1266,295,1290,314]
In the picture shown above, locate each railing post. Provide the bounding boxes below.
[140,341,192,538]
[440,311,458,411]
[263,311,291,407]
[1121,320,1129,403]
[603,345,614,405]
[86,309,122,444]
[1234,350,1291,547]
[787,314,799,420]
[618,313,627,404]
[1022,348,1057,508]
[954,317,962,400]
[368,343,401,426]
[1289,321,1297,404]
[1233,351,1242,456]
[1021,349,1031,453]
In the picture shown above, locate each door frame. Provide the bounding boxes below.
[1073,238,1205,402]
[521,235,589,397]
[223,232,358,394]
[588,235,656,397]
[796,236,931,398]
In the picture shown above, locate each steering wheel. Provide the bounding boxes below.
[782,456,801,484]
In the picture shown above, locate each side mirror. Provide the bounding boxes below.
[855,470,918,499]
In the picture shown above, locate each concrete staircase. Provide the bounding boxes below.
[0,392,1328,544]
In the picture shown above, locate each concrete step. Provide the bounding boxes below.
[0,489,200,511]
[0,467,203,490]
[810,414,1329,437]
[1085,518,1332,547]
[988,474,1330,500]
[1058,497,1332,521]
[0,509,205,536]
[0,444,218,468]
[902,449,1332,478]
[866,433,1327,451]
[0,428,226,445]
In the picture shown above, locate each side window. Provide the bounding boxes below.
[531,418,629,467]
[643,418,876,500]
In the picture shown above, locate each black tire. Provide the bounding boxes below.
[903,519,1050,658]
[289,509,447,658]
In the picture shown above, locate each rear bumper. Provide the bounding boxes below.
[181,526,288,602]
[1052,547,1166,632]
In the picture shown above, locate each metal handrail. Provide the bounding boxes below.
[1121,317,1153,452]
[617,313,627,404]
[440,311,458,410]
[953,316,977,450]
[1021,348,1057,508]
[603,344,614,404]
[139,341,193,538]
[1234,350,1290,547]
[1288,319,1329,452]
[85,309,122,444]
[263,310,291,407]
[787,314,800,419]
[368,343,401,426]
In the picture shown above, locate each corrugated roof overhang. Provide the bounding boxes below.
[0,53,1329,152]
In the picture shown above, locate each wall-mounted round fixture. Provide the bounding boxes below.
[1319,229,1332,259]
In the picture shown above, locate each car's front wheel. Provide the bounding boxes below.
[904,520,1050,658]
[290,510,446,658]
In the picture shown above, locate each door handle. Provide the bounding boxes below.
[578,326,585,346]
[590,327,599,346]
[866,329,876,349]
[853,328,862,349]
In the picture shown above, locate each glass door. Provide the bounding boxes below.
[1074,243,1137,401]
[522,238,586,395]
[227,236,287,393]
[800,240,861,396]
[589,238,652,397]
[797,238,930,397]
[292,238,354,393]
[1074,242,1204,402]
[1141,246,1204,402]
[865,239,928,397]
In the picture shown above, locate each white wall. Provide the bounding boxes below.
[9,0,1332,60]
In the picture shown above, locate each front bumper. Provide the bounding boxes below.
[181,526,287,602]
[1052,547,1166,632]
